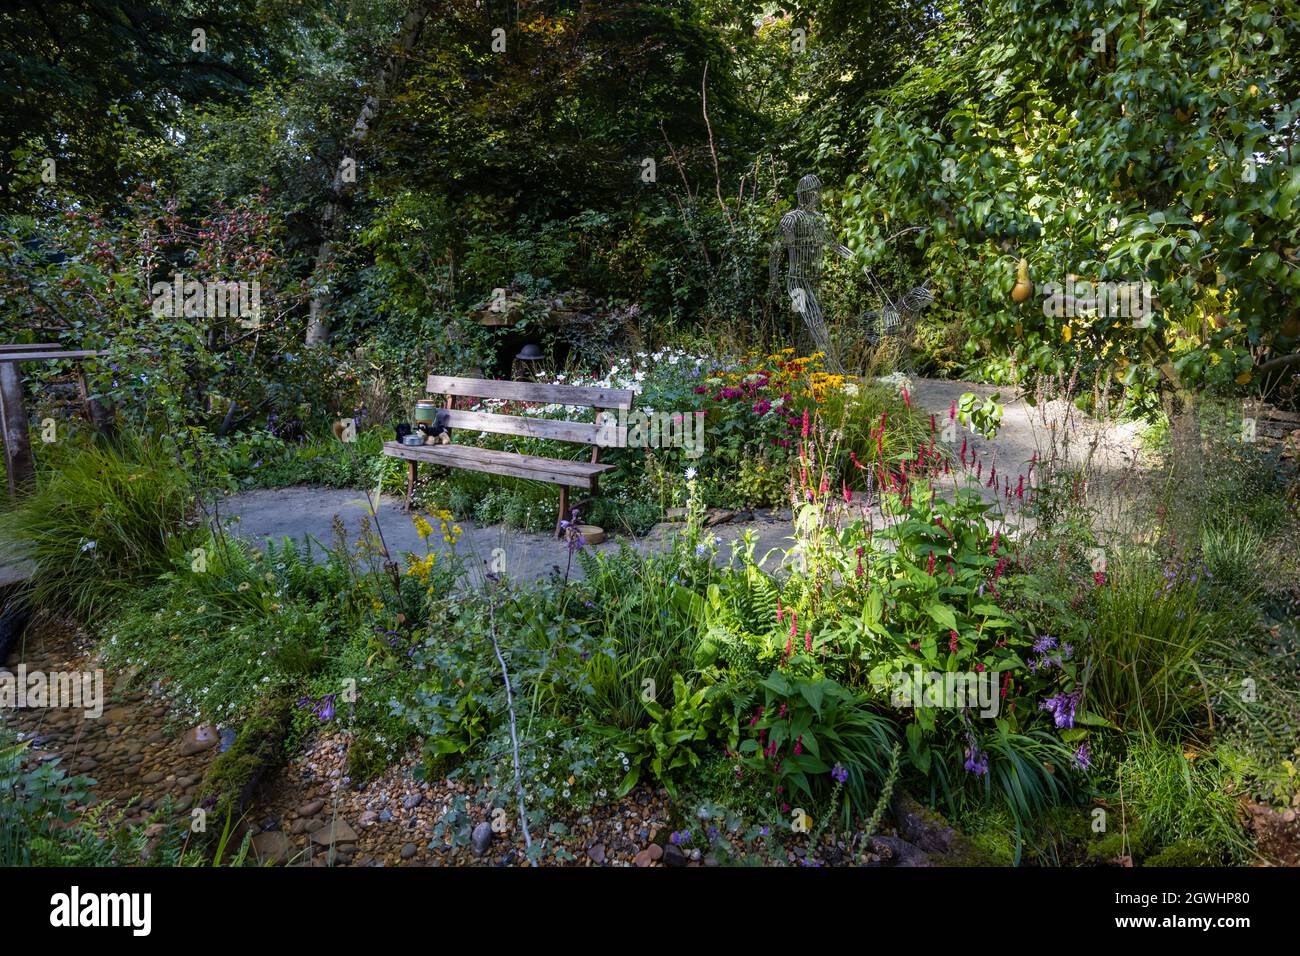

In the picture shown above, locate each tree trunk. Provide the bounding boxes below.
[304,2,435,347]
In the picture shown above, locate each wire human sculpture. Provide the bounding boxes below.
[861,282,935,346]
[768,174,853,373]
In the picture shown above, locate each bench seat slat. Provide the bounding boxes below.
[426,375,634,410]
[441,408,626,447]
[383,441,614,488]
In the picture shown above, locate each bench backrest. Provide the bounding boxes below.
[426,375,633,448]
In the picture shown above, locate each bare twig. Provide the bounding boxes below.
[701,63,733,230]
[485,581,535,864]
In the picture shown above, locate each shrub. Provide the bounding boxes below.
[1,732,93,866]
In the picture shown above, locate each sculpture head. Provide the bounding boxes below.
[796,173,822,211]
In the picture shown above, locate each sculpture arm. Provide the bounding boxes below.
[832,239,855,261]
[770,218,794,293]
[768,238,783,292]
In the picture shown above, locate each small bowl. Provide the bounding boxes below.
[575,524,605,545]
[400,434,425,446]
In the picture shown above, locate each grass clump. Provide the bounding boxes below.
[0,433,198,618]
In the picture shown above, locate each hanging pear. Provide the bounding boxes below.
[1011,258,1033,303]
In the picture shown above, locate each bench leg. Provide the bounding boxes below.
[555,485,569,538]
[405,460,417,509]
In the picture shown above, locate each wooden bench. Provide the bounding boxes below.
[383,375,633,536]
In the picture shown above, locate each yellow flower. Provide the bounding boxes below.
[412,514,434,540]
[404,552,436,584]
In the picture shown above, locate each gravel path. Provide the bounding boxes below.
[217,377,1150,582]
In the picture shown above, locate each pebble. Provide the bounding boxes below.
[179,724,221,756]
[471,822,493,857]
[311,819,359,846]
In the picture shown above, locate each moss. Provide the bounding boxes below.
[200,693,292,824]
[1086,814,1152,864]
[1144,838,1219,867]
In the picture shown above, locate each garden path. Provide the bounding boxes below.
[218,377,1150,584]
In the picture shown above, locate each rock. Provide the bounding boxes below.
[218,727,237,753]
[311,819,358,846]
[359,810,378,826]
[662,843,687,867]
[633,848,655,867]
[471,821,493,857]
[140,770,165,785]
[400,843,418,860]
[298,799,325,816]
[379,809,393,823]
[179,723,220,756]
[703,854,719,867]
[665,508,687,522]
[402,793,423,810]
[647,843,663,861]
[889,790,989,865]
[251,830,293,865]
[865,835,931,867]
[587,843,606,864]
[689,848,701,861]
